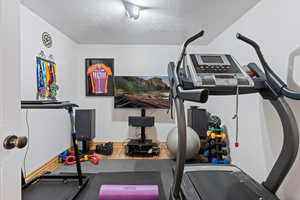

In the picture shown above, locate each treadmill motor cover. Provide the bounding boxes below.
[183,169,278,200]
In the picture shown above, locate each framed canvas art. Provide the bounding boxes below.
[85,58,114,96]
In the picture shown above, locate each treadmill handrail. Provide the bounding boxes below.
[237,33,300,100]
[237,33,300,194]
[262,97,299,193]
[177,86,209,103]
[176,31,205,76]
[169,31,208,200]
[170,30,209,103]
[236,33,285,86]
[281,87,300,100]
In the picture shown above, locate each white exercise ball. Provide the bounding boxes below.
[167,126,200,160]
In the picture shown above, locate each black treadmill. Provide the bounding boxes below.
[168,31,300,200]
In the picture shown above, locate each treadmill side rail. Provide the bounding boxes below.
[183,164,241,173]
[262,97,299,193]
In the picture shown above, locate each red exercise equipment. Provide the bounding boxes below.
[65,154,100,165]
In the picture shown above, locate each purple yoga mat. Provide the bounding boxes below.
[99,185,159,200]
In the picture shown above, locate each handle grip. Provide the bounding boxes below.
[177,30,205,75]
[237,33,286,92]
[236,33,260,49]
[178,87,209,103]
[184,30,205,48]
[237,33,300,100]
[281,87,300,100]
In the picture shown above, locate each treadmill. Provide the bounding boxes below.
[168,31,300,200]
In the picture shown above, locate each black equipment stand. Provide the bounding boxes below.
[141,108,146,142]
[80,140,92,154]
[126,108,160,156]
[21,101,89,200]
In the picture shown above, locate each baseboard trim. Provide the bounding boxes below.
[25,155,60,182]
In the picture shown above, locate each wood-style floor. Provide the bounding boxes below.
[90,142,174,160]
[25,142,174,182]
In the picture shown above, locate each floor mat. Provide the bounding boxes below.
[79,171,166,200]
[22,171,166,200]
[55,159,174,198]
[22,173,94,200]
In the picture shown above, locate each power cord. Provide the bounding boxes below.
[23,109,30,177]
[232,74,240,148]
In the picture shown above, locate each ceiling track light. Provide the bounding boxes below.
[125,3,140,20]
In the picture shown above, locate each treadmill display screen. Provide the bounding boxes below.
[201,56,224,63]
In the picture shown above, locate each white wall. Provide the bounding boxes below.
[20,5,78,174]
[75,45,218,142]
[204,0,300,199]
[20,2,300,199]
[76,45,196,142]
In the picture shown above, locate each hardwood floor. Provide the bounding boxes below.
[25,142,174,181]
[90,142,174,160]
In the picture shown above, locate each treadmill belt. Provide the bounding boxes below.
[187,171,263,200]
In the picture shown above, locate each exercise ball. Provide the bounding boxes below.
[167,126,200,160]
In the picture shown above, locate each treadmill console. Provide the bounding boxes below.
[187,54,254,88]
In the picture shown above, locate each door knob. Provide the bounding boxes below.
[3,135,28,150]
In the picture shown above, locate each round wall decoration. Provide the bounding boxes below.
[42,32,53,48]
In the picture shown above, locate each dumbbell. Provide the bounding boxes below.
[208,116,222,127]
[211,158,229,164]
[207,130,226,139]
[210,149,217,157]
[203,151,210,158]
[221,149,228,156]
[208,127,224,133]
[210,149,228,157]
[216,140,227,147]
[208,140,216,148]
[210,133,226,139]
[207,130,213,137]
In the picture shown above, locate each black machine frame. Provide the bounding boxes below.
[168,31,300,199]
[21,101,89,200]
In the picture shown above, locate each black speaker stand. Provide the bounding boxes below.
[79,140,95,155]
[126,108,160,156]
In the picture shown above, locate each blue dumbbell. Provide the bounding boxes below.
[211,158,229,164]
[203,151,210,158]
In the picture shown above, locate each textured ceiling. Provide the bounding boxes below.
[21,0,260,45]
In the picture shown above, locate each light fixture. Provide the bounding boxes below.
[125,3,140,20]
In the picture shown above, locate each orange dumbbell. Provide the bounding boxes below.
[210,133,226,139]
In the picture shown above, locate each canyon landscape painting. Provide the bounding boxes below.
[114,76,170,109]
